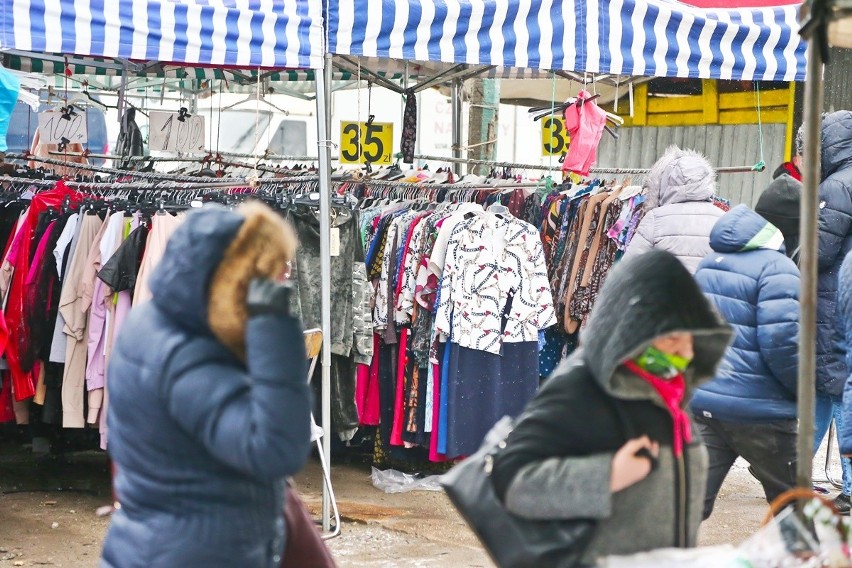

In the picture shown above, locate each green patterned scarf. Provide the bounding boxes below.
[634,346,691,379]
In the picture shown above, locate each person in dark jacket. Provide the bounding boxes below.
[771,124,803,182]
[813,111,852,513]
[837,250,852,469]
[101,203,312,568]
[755,173,802,264]
[691,205,800,519]
[490,250,732,564]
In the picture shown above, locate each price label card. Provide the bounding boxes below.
[38,111,88,144]
[149,111,206,154]
[541,115,570,157]
[339,121,394,165]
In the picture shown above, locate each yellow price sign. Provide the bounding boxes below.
[541,116,570,157]
[339,121,394,165]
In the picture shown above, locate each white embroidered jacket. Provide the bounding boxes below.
[434,212,556,354]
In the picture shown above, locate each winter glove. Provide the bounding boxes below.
[246,278,293,317]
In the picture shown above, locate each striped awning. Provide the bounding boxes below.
[328,0,807,81]
[0,0,324,69]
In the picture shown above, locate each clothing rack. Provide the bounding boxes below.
[6,154,320,186]
[43,151,310,177]
[116,151,322,163]
[349,179,541,190]
[411,154,767,175]
[0,175,253,191]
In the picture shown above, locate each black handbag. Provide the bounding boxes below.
[440,416,596,568]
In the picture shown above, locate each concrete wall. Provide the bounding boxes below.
[595,123,787,207]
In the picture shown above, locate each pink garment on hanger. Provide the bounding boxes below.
[100,215,141,450]
[355,363,370,424]
[0,372,13,423]
[562,90,608,177]
[389,328,409,446]
[100,290,132,449]
[356,334,382,426]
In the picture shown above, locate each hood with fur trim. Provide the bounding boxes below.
[644,146,717,210]
[580,249,732,395]
[148,202,296,359]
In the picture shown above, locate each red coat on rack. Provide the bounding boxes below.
[3,181,83,401]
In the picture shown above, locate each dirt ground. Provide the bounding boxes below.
[0,439,842,567]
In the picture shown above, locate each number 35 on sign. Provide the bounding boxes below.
[339,121,394,165]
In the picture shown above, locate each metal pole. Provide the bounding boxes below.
[315,52,334,533]
[798,43,824,492]
[451,79,463,177]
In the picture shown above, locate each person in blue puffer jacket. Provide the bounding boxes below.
[838,251,852,468]
[101,203,313,568]
[692,204,800,520]
[812,112,852,514]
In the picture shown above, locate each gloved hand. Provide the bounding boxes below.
[246,278,293,317]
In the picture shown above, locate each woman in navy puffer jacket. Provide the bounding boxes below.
[692,204,800,520]
[101,203,312,568]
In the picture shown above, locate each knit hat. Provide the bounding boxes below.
[755,174,801,239]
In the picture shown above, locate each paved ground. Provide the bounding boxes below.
[0,438,842,567]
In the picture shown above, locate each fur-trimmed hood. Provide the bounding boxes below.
[644,146,717,209]
[580,249,732,396]
[148,202,296,359]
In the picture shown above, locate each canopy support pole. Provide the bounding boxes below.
[451,79,463,176]
[315,52,334,534]
[798,43,824,493]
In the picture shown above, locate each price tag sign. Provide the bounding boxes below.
[339,121,394,165]
[149,111,206,154]
[541,116,569,157]
[38,111,88,144]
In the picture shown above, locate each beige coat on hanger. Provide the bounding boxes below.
[28,129,89,177]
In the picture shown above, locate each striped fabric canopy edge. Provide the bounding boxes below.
[328,0,808,81]
[0,0,325,69]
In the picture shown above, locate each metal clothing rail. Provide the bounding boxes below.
[0,175,253,191]
[411,154,767,175]
[7,154,319,185]
[44,151,307,177]
[348,179,542,190]
[116,151,323,162]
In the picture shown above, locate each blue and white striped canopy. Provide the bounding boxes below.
[0,0,324,69]
[328,0,807,81]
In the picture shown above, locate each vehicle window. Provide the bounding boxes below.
[6,102,39,154]
[267,120,307,157]
[84,107,108,165]
[210,110,273,154]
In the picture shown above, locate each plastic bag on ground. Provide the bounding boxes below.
[370,467,443,494]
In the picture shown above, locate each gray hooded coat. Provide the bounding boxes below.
[491,250,732,565]
[623,147,725,274]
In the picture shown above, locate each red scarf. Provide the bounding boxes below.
[623,360,692,457]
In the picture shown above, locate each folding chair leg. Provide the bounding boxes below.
[316,438,341,539]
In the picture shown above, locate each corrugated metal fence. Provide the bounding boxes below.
[595,123,786,206]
